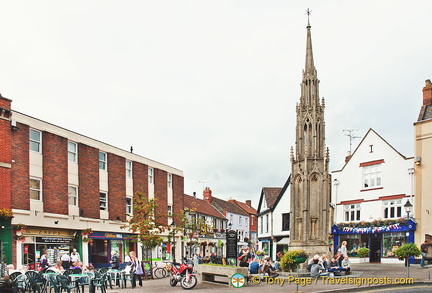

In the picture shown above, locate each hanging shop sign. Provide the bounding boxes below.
[36,237,74,244]
[24,228,75,237]
[88,231,132,240]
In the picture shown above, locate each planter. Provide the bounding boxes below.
[197,265,248,287]
[294,257,307,264]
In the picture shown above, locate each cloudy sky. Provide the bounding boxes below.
[1,1,430,207]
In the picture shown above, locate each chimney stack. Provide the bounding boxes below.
[423,79,432,106]
[345,151,352,163]
[203,187,212,203]
[246,200,252,207]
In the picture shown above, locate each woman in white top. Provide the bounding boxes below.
[340,241,348,258]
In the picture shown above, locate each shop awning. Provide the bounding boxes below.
[277,237,290,244]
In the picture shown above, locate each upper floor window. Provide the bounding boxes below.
[383,199,402,219]
[30,178,42,201]
[168,173,172,188]
[265,214,269,233]
[344,204,361,221]
[362,164,381,189]
[260,216,263,234]
[68,141,78,162]
[126,160,133,178]
[30,129,42,153]
[239,216,242,226]
[251,215,254,226]
[99,152,107,170]
[68,185,78,206]
[168,205,172,218]
[148,167,154,184]
[282,213,290,231]
[126,197,132,214]
[245,217,248,226]
[100,192,107,210]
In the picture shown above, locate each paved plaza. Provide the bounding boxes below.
[105,263,432,293]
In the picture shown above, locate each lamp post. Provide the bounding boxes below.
[404,200,413,220]
[171,221,176,262]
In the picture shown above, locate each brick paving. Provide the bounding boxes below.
[105,263,432,293]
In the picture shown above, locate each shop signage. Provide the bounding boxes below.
[89,231,131,239]
[24,228,75,237]
[198,232,225,239]
[36,237,73,244]
[226,230,238,259]
[332,220,416,235]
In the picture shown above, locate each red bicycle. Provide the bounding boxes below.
[169,260,197,290]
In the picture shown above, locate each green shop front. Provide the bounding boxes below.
[332,219,416,263]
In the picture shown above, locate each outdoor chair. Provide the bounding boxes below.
[56,275,77,293]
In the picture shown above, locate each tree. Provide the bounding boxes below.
[121,193,169,261]
[357,247,370,265]
[395,243,421,278]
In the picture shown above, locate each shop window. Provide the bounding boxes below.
[383,200,402,219]
[282,213,290,231]
[100,192,108,210]
[30,178,42,201]
[99,152,107,170]
[68,141,78,163]
[339,234,368,257]
[30,129,42,153]
[382,232,407,257]
[68,185,78,206]
[362,164,381,189]
[126,160,132,178]
[126,197,132,214]
[344,204,361,222]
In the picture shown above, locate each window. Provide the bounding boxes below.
[100,192,107,210]
[30,178,42,200]
[239,216,242,226]
[362,164,382,189]
[251,215,254,226]
[68,186,78,206]
[148,167,154,184]
[99,152,107,170]
[126,197,132,214]
[260,216,263,234]
[265,214,269,233]
[30,129,42,153]
[168,173,172,188]
[126,160,132,178]
[383,199,402,219]
[282,213,290,231]
[382,232,407,257]
[245,217,248,226]
[68,141,77,162]
[344,204,361,221]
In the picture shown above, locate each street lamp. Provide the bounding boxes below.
[404,200,413,220]
[171,221,176,262]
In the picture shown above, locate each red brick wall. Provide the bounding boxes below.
[154,168,168,224]
[108,153,126,221]
[172,174,184,225]
[11,122,30,210]
[78,144,100,219]
[43,132,68,214]
[0,98,12,208]
[133,162,148,199]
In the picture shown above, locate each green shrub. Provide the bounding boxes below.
[279,250,307,272]
[395,243,421,259]
[357,247,370,258]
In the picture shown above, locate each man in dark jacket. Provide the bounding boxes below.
[110,251,120,269]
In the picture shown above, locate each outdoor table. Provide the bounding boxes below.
[107,270,122,288]
[68,274,90,293]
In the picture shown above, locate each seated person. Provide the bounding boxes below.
[249,258,260,274]
[310,259,327,278]
[307,255,320,271]
[341,256,351,274]
[259,257,279,278]
[327,256,341,273]
[320,254,328,270]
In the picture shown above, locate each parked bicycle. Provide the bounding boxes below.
[153,262,171,279]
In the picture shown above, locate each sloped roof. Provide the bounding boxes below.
[332,128,413,173]
[230,200,257,215]
[211,197,249,216]
[184,194,225,219]
[257,176,290,214]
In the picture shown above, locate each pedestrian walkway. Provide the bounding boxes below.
[105,263,432,293]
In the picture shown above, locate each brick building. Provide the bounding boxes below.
[0,94,184,268]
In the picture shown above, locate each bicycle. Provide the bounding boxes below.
[153,262,172,279]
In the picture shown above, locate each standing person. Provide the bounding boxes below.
[61,252,71,269]
[340,241,348,258]
[237,247,251,267]
[420,239,429,268]
[110,251,120,269]
[39,251,49,272]
[71,249,80,263]
[130,251,143,288]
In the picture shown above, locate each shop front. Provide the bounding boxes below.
[87,231,136,268]
[19,227,77,270]
[332,219,416,263]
